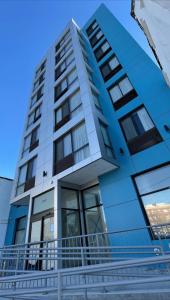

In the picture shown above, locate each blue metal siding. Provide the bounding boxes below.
[82,4,170,245]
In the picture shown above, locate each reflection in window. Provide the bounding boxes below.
[134,164,170,238]
[14,216,27,244]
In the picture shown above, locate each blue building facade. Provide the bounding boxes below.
[5,4,170,251]
[82,4,170,246]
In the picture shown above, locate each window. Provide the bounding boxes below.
[82,185,107,235]
[55,51,74,80]
[94,40,111,62]
[16,156,37,195]
[33,190,54,215]
[54,122,89,174]
[27,104,41,128]
[92,92,102,111]
[55,39,72,65]
[54,90,82,130]
[108,76,137,110]
[120,106,162,154]
[31,85,44,107]
[100,54,122,81]
[134,164,170,239]
[54,68,78,101]
[14,217,27,244]
[86,20,99,36]
[55,30,70,52]
[90,28,104,48]
[33,72,45,91]
[22,126,40,157]
[35,60,46,79]
[100,122,114,158]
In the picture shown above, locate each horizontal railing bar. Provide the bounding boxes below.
[1,222,170,250]
[0,255,169,283]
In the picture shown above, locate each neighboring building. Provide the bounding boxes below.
[131,0,170,87]
[5,4,170,254]
[0,177,13,247]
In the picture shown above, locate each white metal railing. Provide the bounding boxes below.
[0,223,170,276]
[0,255,170,299]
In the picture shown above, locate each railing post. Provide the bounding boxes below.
[58,270,62,300]
[15,249,20,275]
[81,247,85,266]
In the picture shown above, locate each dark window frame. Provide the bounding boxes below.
[27,104,42,129]
[16,156,37,194]
[31,85,44,108]
[14,216,27,245]
[94,39,112,62]
[90,28,104,48]
[119,105,163,155]
[86,20,99,37]
[131,161,170,240]
[22,125,40,157]
[53,122,89,175]
[55,39,72,65]
[54,69,78,102]
[100,54,122,81]
[55,52,74,81]
[55,30,70,53]
[108,75,138,110]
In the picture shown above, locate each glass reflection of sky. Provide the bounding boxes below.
[142,189,170,206]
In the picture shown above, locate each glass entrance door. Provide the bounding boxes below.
[29,213,54,270]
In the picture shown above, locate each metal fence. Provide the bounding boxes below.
[0,223,170,276]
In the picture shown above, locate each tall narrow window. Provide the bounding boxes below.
[54,90,82,131]
[90,29,104,47]
[120,106,162,154]
[86,20,99,36]
[94,40,111,62]
[16,157,37,195]
[54,68,78,101]
[55,51,74,80]
[100,122,114,158]
[54,122,89,174]
[108,76,137,110]
[14,217,27,244]
[100,54,122,81]
[22,126,39,157]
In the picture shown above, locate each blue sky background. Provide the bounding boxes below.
[0,0,156,179]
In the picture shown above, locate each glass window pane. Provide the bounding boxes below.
[92,21,97,30]
[18,165,27,185]
[43,217,54,241]
[68,69,77,85]
[137,108,154,131]
[56,139,63,161]
[119,77,133,95]
[74,145,90,163]
[85,206,107,234]
[121,117,138,141]
[56,108,62,123]
[63,133,72,157]
[70,90,81,112]
[83,185,101,209]
[66,52,74,65]
[61,188,79,209]
[101,41,110,52]
[33,190,54,214]
[62,101,69,118]
[96,30,103,39]
[135,165,170,195]
[23,134,31,151]
[60,61,66,72]
[30,220,41,242]
[72,123,88,151]
[109,56,119,70]
[100,124,111,147]
[62,209,80,237]
[61,79,67,91]
[28,112,34,127]
[109,85,122,102]
[15,230,25,244]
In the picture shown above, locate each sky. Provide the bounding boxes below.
[0,0,156,179]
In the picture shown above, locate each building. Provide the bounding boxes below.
[0,177,13,247]
[131,0,170,87]
[5,4,170,253]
